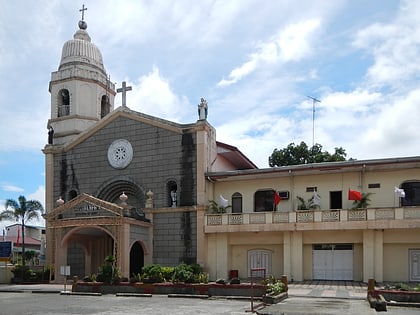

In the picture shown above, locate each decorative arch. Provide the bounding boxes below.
[58,89,70,117]
[96,177,145,210]
[130,240,147,277]
[61,225,115,247]
[61,226,115,278]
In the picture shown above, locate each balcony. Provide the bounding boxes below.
[204,207,420,233]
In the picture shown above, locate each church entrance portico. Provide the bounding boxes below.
[45,193,152,282]
[63,226,115,279]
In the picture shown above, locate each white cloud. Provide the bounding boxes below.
[1,185,24,193]
[217,19,321,86]
[352,0,420,88]
[121,66,190,122]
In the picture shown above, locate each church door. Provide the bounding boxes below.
[130,242,144,278]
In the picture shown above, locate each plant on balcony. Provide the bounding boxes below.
[352,192,373,209]
[208,200,231,214]
[296,195,320,210]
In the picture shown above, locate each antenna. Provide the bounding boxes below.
[307,96,321,149]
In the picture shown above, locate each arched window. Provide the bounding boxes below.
[254,189,276,212]
[401,181,420,206]
[167,181,177,207]
[58,89,70,117]
[100,95,110,118]
[232,192,242,213]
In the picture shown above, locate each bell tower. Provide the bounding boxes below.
[47,8,115,145]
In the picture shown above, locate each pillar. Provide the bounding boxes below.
[363,230,374,282]
[374,230,384,282]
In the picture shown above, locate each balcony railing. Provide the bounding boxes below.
[206,207,420,226]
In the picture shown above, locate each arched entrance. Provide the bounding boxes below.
[64,227,114,279]
[130,242,144,278]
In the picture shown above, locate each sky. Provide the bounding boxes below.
[1,0,420,230]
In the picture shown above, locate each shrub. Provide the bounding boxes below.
[266,281,286,295]
[161,267,174,282]
[172,263,194,283]
[97,255,120,284]
[11,265,32,281]
[141,264,164,283]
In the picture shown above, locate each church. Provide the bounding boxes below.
[42,15,256,281]
[44,13,420,284]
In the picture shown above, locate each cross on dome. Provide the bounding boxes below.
[79,4,87,21]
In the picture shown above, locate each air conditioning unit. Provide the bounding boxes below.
[278,191,289,200]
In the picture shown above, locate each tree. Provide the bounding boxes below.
[268,141,348,167]
[1,195,44,266]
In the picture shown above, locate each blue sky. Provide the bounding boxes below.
[1,0,420,230]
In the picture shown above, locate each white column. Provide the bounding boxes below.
[291,231,303,281]
[363,230,375,282]
[374,230,383,282]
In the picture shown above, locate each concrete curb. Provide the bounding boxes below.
[116,293,152,297]
[60,291,102,296]
[168,293,209,299]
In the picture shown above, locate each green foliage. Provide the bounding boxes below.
[1,195,44,267]
[352,192,373,209]
[395,283,412,291]
[266,281,286,295]
[11,265,32,281]
[97,255,120,284]
[171,262,195,283]
[269,141,348,167]
[161,266,175,282]
[196,272,209,284]
[141,264,164,283]
[208,200,231,214]
[296,195,320,210]
[11,265,50,282]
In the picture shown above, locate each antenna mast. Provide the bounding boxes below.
[307,96,321,148]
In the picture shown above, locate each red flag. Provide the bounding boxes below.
[274,191,281,205]
[348,189,362,201]
[16,227,20,247]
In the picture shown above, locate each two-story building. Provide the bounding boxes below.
[203,158,420,283]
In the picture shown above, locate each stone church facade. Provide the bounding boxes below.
[43,17,254,281]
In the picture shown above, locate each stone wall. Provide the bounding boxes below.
[152,210,197,266]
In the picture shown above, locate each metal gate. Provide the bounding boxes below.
[312,244,353,280]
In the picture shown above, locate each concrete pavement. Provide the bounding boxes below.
[0,280,375,314]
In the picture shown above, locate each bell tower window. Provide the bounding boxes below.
[58,89,70,117]
[101,95,110,118]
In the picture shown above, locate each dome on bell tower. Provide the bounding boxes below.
[59,20,105,75]
[47,11,116,146]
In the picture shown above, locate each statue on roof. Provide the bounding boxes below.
[198,98,208,120]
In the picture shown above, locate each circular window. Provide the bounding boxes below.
[107,139,133,169]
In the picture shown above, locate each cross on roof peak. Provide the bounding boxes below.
[117,81,132,107]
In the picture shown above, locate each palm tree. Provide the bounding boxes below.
[1,195,44,266]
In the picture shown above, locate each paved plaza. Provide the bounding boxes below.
[0,281,417,314]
